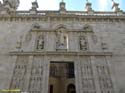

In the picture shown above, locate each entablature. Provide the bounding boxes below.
[30,28,93,33]
[9,51,113,56]
[0,11,125,22]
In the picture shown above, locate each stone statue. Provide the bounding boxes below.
[80,36,87,50]
[57,28,67,49]
[3,0,20,9]
[37,35,44,50]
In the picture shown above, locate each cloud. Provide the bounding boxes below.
[98,0,111,11]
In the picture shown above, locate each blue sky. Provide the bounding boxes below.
[0,0,124,11]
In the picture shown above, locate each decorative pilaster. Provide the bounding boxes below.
[105,56,118,93]
[24,56,34,93]
[9,56,17,90]
[74,55,82,93]
[90,56,101,93]
[43,55,50,93]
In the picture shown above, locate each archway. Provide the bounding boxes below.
[67,84,76,93]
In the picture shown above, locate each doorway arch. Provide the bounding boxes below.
[67,84,76,93]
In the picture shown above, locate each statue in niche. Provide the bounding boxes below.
[100,37,108,50]
[37,35,44,50]
[79,36,87,50]
[56,28,67,49]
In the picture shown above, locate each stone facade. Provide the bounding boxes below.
[0,0,125,93]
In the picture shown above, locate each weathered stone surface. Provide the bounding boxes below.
[0,10,125,93]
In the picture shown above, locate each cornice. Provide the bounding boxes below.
[30,28,93,33]
[9,51,113,56]
[0,11,125,22]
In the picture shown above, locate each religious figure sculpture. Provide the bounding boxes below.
[37,35,44,50]
[3,0,20,9]
[56,28,67,50]
[79,36,87,50]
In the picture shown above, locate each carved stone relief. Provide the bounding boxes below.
[32,23,40,29]
[83,24,93,32]
[100,37,108,50]
[80,57,96,93]
[92,34,98,44]
[79,36,88,50]
[25,31,32,43]
[9,56,28,92]
[95,57,114,92]
[28,57,44,93]
[36,35,44,50]
[56,27,68,50]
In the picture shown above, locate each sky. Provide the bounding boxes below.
[0,0,124,11]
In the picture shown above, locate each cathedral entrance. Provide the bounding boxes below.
[49,62,76,93]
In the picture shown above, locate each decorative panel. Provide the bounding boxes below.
[80,57,96,93]
[95,56,114,93]
[28,56,44,93]
[9,56,29,92]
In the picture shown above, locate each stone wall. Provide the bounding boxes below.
[0,18,125,93]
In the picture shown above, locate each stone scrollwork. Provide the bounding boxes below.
[79,36,88,51]
[36,35,44,50]
[32,23,40,29]
[83,24,93,32]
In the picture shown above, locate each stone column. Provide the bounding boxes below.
[105,56,118,93]
[30,32,37,51]
[90,56,101,93]
[24,56,34,92]
[74,55,83,93]
[8,55,17,90]
[43,55,50,93]
[86,32,95,52]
